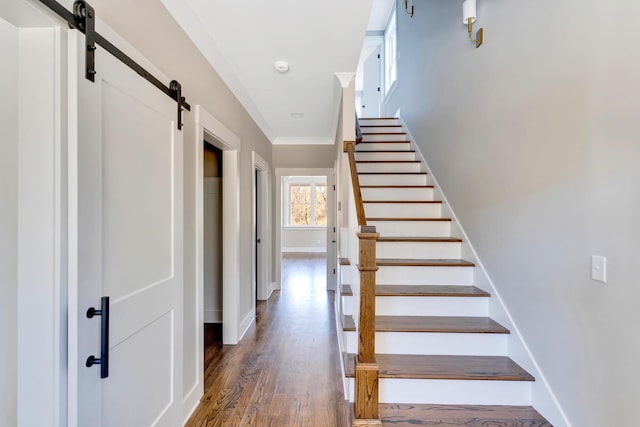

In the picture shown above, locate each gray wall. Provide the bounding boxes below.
[0,17,18,427]
[272,144,337,168]
[389,0,640,425]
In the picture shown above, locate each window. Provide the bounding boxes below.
[384,8,397,95]
[285,177,327,227]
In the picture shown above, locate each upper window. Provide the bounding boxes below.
[285,176,327,227]
[384,8,397,95]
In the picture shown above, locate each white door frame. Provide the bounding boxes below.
[274,168,335,290]
[252,151,271,301]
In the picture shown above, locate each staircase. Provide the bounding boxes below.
[338,117,552,426]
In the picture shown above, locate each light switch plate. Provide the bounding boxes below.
[591,255,607,283]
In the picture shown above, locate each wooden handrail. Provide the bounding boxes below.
[345,113,380,426]
[345,142,367,227]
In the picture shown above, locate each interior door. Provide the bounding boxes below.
[68,31,183,427]
[360,46,381,118]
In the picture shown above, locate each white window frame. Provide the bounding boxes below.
[384,7,398,96]
[283,176,328,228]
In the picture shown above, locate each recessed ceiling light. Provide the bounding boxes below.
[274,61,290,73]
[290,112,304,118]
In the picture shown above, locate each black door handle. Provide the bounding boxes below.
[86,296,110,378]
[257,238,261,243]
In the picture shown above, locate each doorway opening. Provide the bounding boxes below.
[203,141,223,347]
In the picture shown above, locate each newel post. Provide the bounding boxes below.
[354,225,381,426]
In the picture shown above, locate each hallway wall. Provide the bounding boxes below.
[0,17,18,427]
[387,1,640,425]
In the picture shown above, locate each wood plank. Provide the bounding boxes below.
[375,316,509,333]
[356,160,421,163]
[356,140,411,144]
[359,117,399,120]
[339,257,351,265]
[368,218,451,222]
[375,285,489,297]
[344,354,535,381]
[186,255,349,427]
[363,201,441,204]
[342,315,509,334]
[360,185,434,189]
[376,258,475,267]
[377,236,462,242]
[358,172,427,175]
[341,285,489,298]
[379,404,552,426]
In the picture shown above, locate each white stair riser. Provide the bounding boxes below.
[364,203,441,218]
[342,295,488,316]
[356,142,412,151]
[369,220,451,237]
[344,331,507,355]
[362,134,408,142]
[377,241,461,259]
[359,119,400,126]
[341,295,353,315]
[360,126,404,133]
[359,174,427,186]
[360,187,434,201]
[347,378,531,405]
[355,151,416,161]
[357,162,422,173]
[377,266,474,285]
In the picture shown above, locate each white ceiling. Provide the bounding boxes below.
[161,0,382,145]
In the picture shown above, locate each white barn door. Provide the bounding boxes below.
[68,32,183,427]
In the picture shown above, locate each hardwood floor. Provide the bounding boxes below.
[186,253,349,427]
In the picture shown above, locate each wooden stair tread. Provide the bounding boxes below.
[360,185,434,188]
[356,160,421,163]
[362,132,407,135]
[377,236,461,242]
[376,285,489,297]
[341,285,489,297]
[358,172,427,175]
[344,354,534,381]
[360,124,403,127]
[364,200,441,204]
[339,257,350,266]
[342,315,356,330]
[368,217,451,222]
[355,150,416,153]
[379,404,551,426]
[377,258,475,267]
[357,140,411,144]
[359,117,399,120]
[342,315,510,334]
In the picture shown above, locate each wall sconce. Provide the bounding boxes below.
[404,0,414,18]
[463,0,484,48]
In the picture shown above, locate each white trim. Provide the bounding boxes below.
[252,151,271,302]
[183,105,243,424]
[399,117,571,427]
[238,308,256,342]
[17,25,66,427]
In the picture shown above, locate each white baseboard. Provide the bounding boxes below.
[182,384,201,426]
[238,308,255,342]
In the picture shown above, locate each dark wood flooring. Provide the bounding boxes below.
[185,253,349,427]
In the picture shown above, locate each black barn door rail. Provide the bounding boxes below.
[38,0,191,130]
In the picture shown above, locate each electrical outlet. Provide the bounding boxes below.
[591,255,607,283]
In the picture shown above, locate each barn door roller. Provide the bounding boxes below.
[38,0,191,130]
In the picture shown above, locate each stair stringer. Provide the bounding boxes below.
[398,116,572,427]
